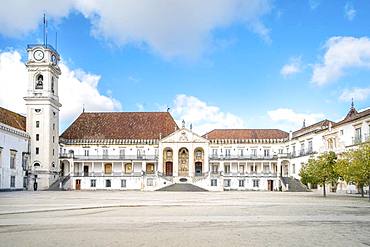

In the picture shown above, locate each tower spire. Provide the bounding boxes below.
[351,98,354,109]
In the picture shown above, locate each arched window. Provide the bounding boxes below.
[35,74,43,89]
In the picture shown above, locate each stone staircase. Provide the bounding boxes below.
[157,183,207,192]
[47,174,71,191]
[281,177,309,192]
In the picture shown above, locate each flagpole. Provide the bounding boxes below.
[43,14,46,46]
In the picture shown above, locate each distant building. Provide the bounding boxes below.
[0,43,369,192]
[0,107,29,191]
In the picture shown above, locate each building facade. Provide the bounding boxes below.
[0,43,369,192]
[58,106,370,192]
[0,107,29,191]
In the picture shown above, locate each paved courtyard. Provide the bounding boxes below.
[0,191,369,247]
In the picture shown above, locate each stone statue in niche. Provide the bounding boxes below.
[178,149,189,175]
[35,74,43,89]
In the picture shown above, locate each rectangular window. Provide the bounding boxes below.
[224,164,230,174]
[103,149,108,157]
[147,178,154,186]
[211,164,218,173]
[308,140,313,153]
[10,176,15,188]
[104,163,112,174]
[251,149,257,157]
[36,121,40,128]
[53,123,55,130]
[36,134,39,141]
[355,128,362,143]
[225,149,231,157]
[340,130,344,135]
[36,147,39,155]
[105,179,111,188]
[119,149,125,158]
[223,179,231,187]
[239,180,245,187]
[292,164,296,174]
[300,143,305,155]
[121,179,126,188]
[253,179,259,188]
[84,149,89,156]
[264,149,270,157]
[10,151,16,169]
[292,146,296,156]
[279,149,283,154]
[212,149,218,157]
[239,149,244,157]
[239,165,245,174]
[53,149,55,156]
[53,136,55,143]
[137,149,145,158]
[90,179,96,188]
[211,179,217,186]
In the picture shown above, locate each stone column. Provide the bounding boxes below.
[173,148,179,177]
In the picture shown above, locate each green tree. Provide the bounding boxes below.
[336,143,370,200]
[299,151,339,197]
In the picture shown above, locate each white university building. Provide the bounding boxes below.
[0,43,369,192]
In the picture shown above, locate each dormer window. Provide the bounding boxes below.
[35,74,43,89]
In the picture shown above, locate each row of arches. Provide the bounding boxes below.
[163,147,204,177]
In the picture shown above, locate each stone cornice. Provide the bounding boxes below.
[0,122,30,139]
[60,138,159,145]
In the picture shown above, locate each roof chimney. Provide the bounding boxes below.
[302,119,306,128]
[328,122,332,132]
[289,131,292,141]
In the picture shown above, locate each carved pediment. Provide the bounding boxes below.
[161,128,208,143]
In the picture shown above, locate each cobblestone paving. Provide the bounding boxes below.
[0,191,369,247]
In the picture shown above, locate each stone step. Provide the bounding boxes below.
[157,183,207,192]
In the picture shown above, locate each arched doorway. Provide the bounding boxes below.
[60,160,70,177]
[194,148,204,176]
[178,148,189,176]
[163,148,173,176]
[195,162,202,176]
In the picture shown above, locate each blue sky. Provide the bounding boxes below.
[0,0,369,134]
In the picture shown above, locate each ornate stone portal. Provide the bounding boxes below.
[178,148,189,176]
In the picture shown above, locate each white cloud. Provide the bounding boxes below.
[0,0,272,60]
[344,3,356,21]
[0,0,75,37]
[268,108,324,131]
[171,94,244,135]
[280,56,302,77]
[0,50,122,130]
[339,87,370,102]
[311,36,370,85]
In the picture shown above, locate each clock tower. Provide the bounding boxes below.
[24,44,62,190]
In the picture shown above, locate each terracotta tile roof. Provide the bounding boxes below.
[0,106,26,132]
[60,112,178,140]
[292,119,335,138]
[334,107,370,127]
[203,129,289,140]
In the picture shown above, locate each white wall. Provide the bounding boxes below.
[0,124,29,191]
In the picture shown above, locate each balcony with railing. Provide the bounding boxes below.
[209,154,278,160]
[61,154,158,161]
[351,134,369,145]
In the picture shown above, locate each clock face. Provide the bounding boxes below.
[33,50,44,61]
